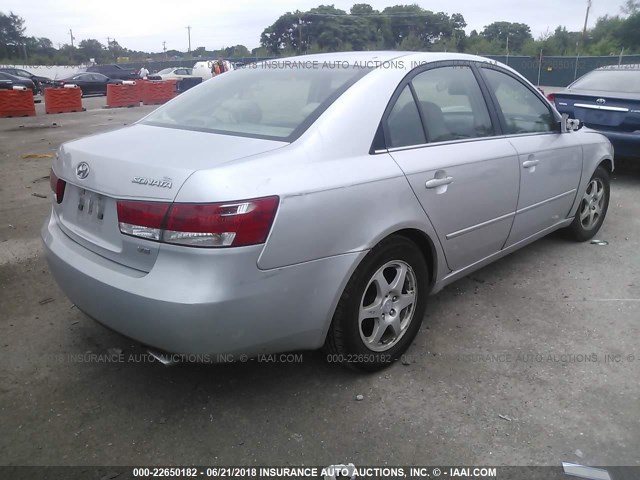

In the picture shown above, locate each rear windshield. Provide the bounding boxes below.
[570,69,640,94]
[142,64,371,141]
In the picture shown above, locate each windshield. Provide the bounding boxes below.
[570,68,640,94]
[142,64,371,141]
[157,68,173,74]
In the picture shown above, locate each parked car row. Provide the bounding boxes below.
[148,67,196,80]
[0,71,38,95]
[56,73,123,96]
[0,67,57,94]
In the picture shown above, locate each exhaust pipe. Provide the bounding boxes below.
[147,348,180,367]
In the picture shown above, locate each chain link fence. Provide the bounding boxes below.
[22,54,640,88]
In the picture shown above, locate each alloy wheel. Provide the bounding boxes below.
[358,260,417,352]
[579,178,605,230]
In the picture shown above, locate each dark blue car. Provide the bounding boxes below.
[550,64,640,160]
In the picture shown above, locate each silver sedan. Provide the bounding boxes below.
[42,52,613,371]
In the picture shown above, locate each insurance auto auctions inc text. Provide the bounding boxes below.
[256,466,497,478]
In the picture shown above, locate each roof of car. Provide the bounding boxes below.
[0,71,20,79]
[262,51,496,67]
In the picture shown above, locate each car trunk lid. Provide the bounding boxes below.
[52,124,286,272]
[554,90,640,131]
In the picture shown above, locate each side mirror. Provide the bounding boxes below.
[561,113,583,132]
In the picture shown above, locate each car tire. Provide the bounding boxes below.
[324,235,429,372]
[565,166,610,242]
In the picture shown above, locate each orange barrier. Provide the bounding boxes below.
[135,79,148,101]
[44,87,84,114]
[0,89,36,117]
[141,80,178,105]
[106,83,139,108]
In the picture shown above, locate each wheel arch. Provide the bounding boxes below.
[392,228,438,292]
[568,140,614,218]
[599,157,613,174]
[319,227,441,347]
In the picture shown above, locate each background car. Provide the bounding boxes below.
[0,67,55,94]
[58,72,122,96]
[0,71,37,95]
[549,64,640,160]
[148,67,197,80]
[43,52,613,371]
[86,64,139,80]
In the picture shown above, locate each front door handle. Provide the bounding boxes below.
[522,159,540,168]
[425,176,454,189]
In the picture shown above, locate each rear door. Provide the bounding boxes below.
[478,65,583,247]
[385,62,520,272]
[90,74,107,94]
[76,74,93,94]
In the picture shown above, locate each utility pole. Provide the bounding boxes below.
[298,17,303,54]
[505,35,509,65]
[69,29,75,48]
[162,41,167,59]
[581,0,592,41]
[574,0,592,80]
[186,25,192,54]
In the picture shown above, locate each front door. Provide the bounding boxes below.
[478,66,583,247]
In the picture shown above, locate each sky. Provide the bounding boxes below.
[1,0,631,53]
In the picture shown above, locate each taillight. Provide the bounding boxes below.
[49,169,66,204]
[116,196,279,248]
[117,201,170,241]
[546,93,555,104]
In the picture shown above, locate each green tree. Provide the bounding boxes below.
[621,0,640,14]
[481,21,532,53]
[350,3,374,15]
[78,38,106,62]
[223,45,250,57]
[400,33,424,51]
[107,39,124,62]
[0,11,26,59]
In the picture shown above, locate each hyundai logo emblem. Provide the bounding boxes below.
[76,162,90,180]
[596,98,606,105]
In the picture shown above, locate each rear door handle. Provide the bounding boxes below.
[425,176,454,188]
[522,159,539,168]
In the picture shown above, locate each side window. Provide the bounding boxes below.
[482,68,554,134]
[386,85,426,148]
[411,66,494,142]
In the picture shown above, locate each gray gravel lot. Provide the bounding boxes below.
[0,95,639,468]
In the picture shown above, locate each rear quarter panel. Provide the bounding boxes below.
[175,63,448,280]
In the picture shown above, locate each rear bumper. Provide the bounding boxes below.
[42,209,365,356]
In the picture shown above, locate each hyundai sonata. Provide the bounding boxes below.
[42,52,613,370]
